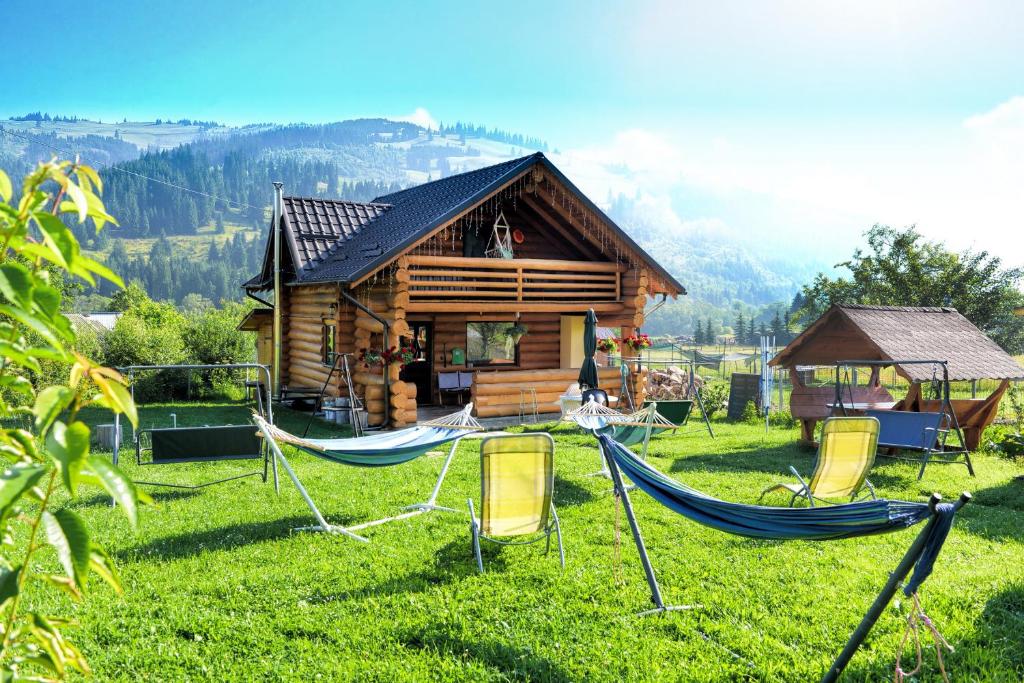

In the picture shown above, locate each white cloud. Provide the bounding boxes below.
[391,107,438,130]
[964,96,1024,139]
[550,100,1024,268]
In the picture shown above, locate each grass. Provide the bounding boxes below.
[26,402,1024,681]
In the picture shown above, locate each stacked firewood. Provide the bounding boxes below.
[646,366,704,400]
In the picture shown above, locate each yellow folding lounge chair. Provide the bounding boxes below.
[467,433,565,572]
[760,417,880,507]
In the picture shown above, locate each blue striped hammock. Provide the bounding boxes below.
[255,409,481,467]
[598,433,932,541]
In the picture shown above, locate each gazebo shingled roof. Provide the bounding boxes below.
[771,304,1024,383]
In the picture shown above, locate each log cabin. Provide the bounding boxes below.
[242,153,685,428]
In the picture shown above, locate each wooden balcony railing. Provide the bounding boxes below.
[403,255,623,312]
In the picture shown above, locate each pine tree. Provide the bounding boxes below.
[770,308,783,340]
[694,320,704,346]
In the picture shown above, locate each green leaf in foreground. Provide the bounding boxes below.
[0,463,46,524]
[45,421,91,495]
[43,509,91,593]
[87,454,141,526]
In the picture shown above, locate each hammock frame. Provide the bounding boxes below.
[566,401,676,479]
[598,436,972,681]
[255,404,481,541]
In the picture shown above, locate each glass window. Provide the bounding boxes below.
[321,321,336,365]
[466,322,519,367]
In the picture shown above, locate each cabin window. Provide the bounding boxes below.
[466,322,519,367]
[321,321,336,366]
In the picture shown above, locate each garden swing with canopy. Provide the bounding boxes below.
[254,404,481,542]
[594,433,970,682]
[832,359,973,479]
[113,363,276,490]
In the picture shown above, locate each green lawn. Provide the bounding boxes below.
[31,403,1024,681]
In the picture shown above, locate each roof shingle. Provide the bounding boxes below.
[773,304,1024,381]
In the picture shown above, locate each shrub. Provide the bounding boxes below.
[700,381,729,419]
[740,399,759,423]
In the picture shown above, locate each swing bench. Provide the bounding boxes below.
[114,364,276,490]
[833,360,974,480]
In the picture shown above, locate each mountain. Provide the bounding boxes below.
[1,115,824,332]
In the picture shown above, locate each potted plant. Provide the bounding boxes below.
[508,322,529,344]
[597,337,619,354]
[358,347,383,369]
[622,333,651,354]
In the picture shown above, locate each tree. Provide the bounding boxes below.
[798,225,1024,352]
[770,308,784,340]
[694,319,705,345]
[0,160,142,679]
[734,311,746,344]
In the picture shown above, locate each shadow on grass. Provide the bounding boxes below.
[306,539,492,604]
[399,623,574,682]
[553,475,596,507]
[665,443,806,477]
[113,515,353,562]
[958,583,1024,676]
[75,487,204,509]
[970,476,1024,512]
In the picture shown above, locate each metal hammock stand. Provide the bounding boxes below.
[255,405,482,542]
[564,400,678,480]
[612,355,715,438]
[113,363,277,490]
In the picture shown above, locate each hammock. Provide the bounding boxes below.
[255,405,481,541]
[565,401,677,479]
[255,409,480,467]
[600,434,931,541]
[594,433,970,683]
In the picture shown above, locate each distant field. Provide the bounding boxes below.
[1,119,246,151]
[84,222,257,260]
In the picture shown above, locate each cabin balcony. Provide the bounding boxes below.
[403,255,624,313]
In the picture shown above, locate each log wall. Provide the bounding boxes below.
[471,367,622,417]
[282,284,354,398]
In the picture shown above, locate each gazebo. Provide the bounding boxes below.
[771,304,1024,448]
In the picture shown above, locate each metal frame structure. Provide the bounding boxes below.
[599,435,971,681]
[613,355,715,438]
[301,351,365,438]
[255,404,479,542]
[113,363,278,490]
[833,359,973,478]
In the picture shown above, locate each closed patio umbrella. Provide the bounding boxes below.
[578,308,599,390]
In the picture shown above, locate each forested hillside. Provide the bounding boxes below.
[1,114,818,335]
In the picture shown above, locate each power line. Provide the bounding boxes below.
[0,126,263,212]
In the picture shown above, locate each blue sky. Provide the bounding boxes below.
[6,0,1024,261]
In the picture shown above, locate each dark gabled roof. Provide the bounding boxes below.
[300,155,538,284]
[246,198,389,289]
[772,304,1024,382]
[245,152,684,293]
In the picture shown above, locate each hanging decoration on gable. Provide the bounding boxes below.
[485,210,515,259]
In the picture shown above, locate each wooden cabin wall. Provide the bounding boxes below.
[349,280,416,429]
[281,284,355,397]
[472,367,622,417]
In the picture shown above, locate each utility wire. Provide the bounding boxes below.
[0,126,263,212]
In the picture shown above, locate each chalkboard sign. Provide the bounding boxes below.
[727,373,760,420]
